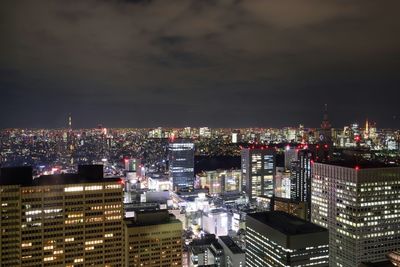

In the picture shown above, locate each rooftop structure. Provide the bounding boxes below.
[246,211,329,267]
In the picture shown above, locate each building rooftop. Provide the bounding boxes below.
[190,234,217,248]
[0,165,121,186]
[248,211,327,236]
[315,160,399,169]
[219,236,244,254]
[124,210,180,227]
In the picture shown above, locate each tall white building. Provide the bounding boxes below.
[312,162,400,266]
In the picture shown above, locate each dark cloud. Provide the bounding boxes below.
[0,0,399,128]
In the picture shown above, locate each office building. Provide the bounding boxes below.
[218,236,245,267]
[241,147,276,199]
[168,138,195,191]
[202,209,229,237]
[189,234,218,267]
[199,170,242,195]
[290,149,313,220]
[124,158,140,173]
[312,162,400,266]
[284,147,298,171]
[124,210,183,267]
[0,165,124,267]
[270,196,308,221]
[206,241,224,267]
[246,211,329,267]
[275,167,291,198]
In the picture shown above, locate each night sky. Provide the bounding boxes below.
[1,0,399,129]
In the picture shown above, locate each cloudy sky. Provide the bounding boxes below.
[0,0,399,128]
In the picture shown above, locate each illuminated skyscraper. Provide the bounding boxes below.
[284,147,298,171]
[246,211,329,267]
[312,162,400,266]
[0,165,124,266]
[241,147,276,199]
[124,210,183,267]
[290,149,314,220]
[168,138,195,191]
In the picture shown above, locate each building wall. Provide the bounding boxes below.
[246,215,329,267]
[312,163,400,267]
[241,149,276,199]
[218,237,245,267]
[169,140,195,191]
[124,220,183,267]
[274,199,308,221]
[0,181,124,267]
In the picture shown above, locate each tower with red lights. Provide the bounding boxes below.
[316,104,333,162]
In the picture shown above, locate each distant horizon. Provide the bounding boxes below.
[1,122,399,131]
[1,1,400,131]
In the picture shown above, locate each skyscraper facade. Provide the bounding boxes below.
[124,210,183,267]
[290,149,313,220]
[241,148,276,199]
[0,166,124,267]
[168,139,195,191]
[312,162,400,266]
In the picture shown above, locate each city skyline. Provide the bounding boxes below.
[1,2,400,266]
[1,0,400,129]
[0,112,397,130]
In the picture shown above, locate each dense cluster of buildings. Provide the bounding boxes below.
[1,112,400,266]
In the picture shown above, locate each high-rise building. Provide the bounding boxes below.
[241,147,276,199]
[290,149,313,220]
[218,236,245,267]
[246,211,329,267]
[199,170,242,195]
[189,234,218,267]
[284,147,298,171]
[124,210,183,267]
[270,196,308,221]
[0,165,124,267]
[168,138,195,191]
[312,162,400,266]
[202,209,229,237]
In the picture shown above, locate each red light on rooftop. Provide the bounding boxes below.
[324,144,328,149]
[355,166,360,171]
